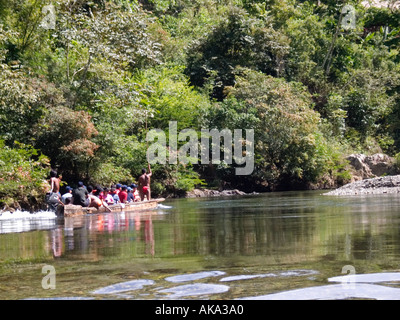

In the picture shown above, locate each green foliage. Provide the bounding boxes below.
[46,1,163,112]
[2,0,400,207]
[310,131,352,186]
[89,134,144,185]
[133,66,211,132]
[0,140,50,209]
[185,6,289,100]
[0,68,42,143]
[394,151,400,171]
[55,1,162,72]
[175,168,206,193]
[0,24,61,145]
[33,106,99,181]
[88,161,134,187]
[226,68,325,188]
[150,163,205,195]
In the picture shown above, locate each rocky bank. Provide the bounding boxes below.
[324,175,400,196]
[185,189,247,198]
[184,153,398,197]
[325,153,400,196]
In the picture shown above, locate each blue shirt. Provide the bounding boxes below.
[113,193,120,203]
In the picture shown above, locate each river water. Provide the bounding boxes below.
[1,190,400,300]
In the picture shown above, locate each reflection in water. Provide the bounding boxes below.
[91,279,155,295]
[145,218,154,256]
[220,270,319,282]
[0,211,56,234]
[239,283,400,300]
[239,272,400,300]
[51,227,63,258]
[165,271,226,283]
[35,192,400,265]
[50,211,158,259]
[220,274,275,282]
[2,192,400,299]
[328,272,400,284]
[158,283,230,298]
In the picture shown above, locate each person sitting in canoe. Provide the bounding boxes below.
[133,184,141,202]
[73,181,89,207]
[103,187,114,205]
[128,184,140,202]
[61,186,73,204]
[111,187,120,204]
[118,185,128,203]
[138,163,152,201]
[88,193,112,212]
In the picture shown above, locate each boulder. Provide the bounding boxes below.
[346,153,395,180]
[185,189,246,198]
[365,153,395,176]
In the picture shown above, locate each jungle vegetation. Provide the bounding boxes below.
[0,0,399,209]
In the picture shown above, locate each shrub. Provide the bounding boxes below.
[0,140,50,210]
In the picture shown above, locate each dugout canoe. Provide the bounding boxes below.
[63,198,165,217]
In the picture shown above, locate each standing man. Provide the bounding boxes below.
[49,169,61,195]
[46,169,63,214]
[138,164,152,201]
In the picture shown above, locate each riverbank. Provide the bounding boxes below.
[324,175,400,196]
[1,151,396,210]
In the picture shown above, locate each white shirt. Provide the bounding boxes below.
[61,192,73,204]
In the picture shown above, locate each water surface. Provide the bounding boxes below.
[1,191,400,300]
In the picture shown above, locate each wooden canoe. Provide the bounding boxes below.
[63,198,165,217]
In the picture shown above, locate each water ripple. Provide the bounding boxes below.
[328,272,400,284]
[165,271,226,283]
[159,283,230,298]
[220,274,276,282]
[91,279,155,295]
[237,283,400,300]
[220,269,319,282]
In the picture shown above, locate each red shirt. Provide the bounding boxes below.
[119,191,128,203]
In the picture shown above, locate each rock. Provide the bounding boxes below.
[365,153,395,176]
[324,175,400,196]
[346,154,372,179]
[220,189,246,196]
[185,189,246,198]
[346,153,395,180]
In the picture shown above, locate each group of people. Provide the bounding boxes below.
[47,164,153,213]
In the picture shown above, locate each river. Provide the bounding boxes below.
[1,190,400,300]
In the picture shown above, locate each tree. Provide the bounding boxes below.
[225,68,327,189]
[185,6,289,100]
[134,66,210,132]
[0,140,50,210]
[33,106,99,181]
[57,2,162,76]
[0,24,63,145]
